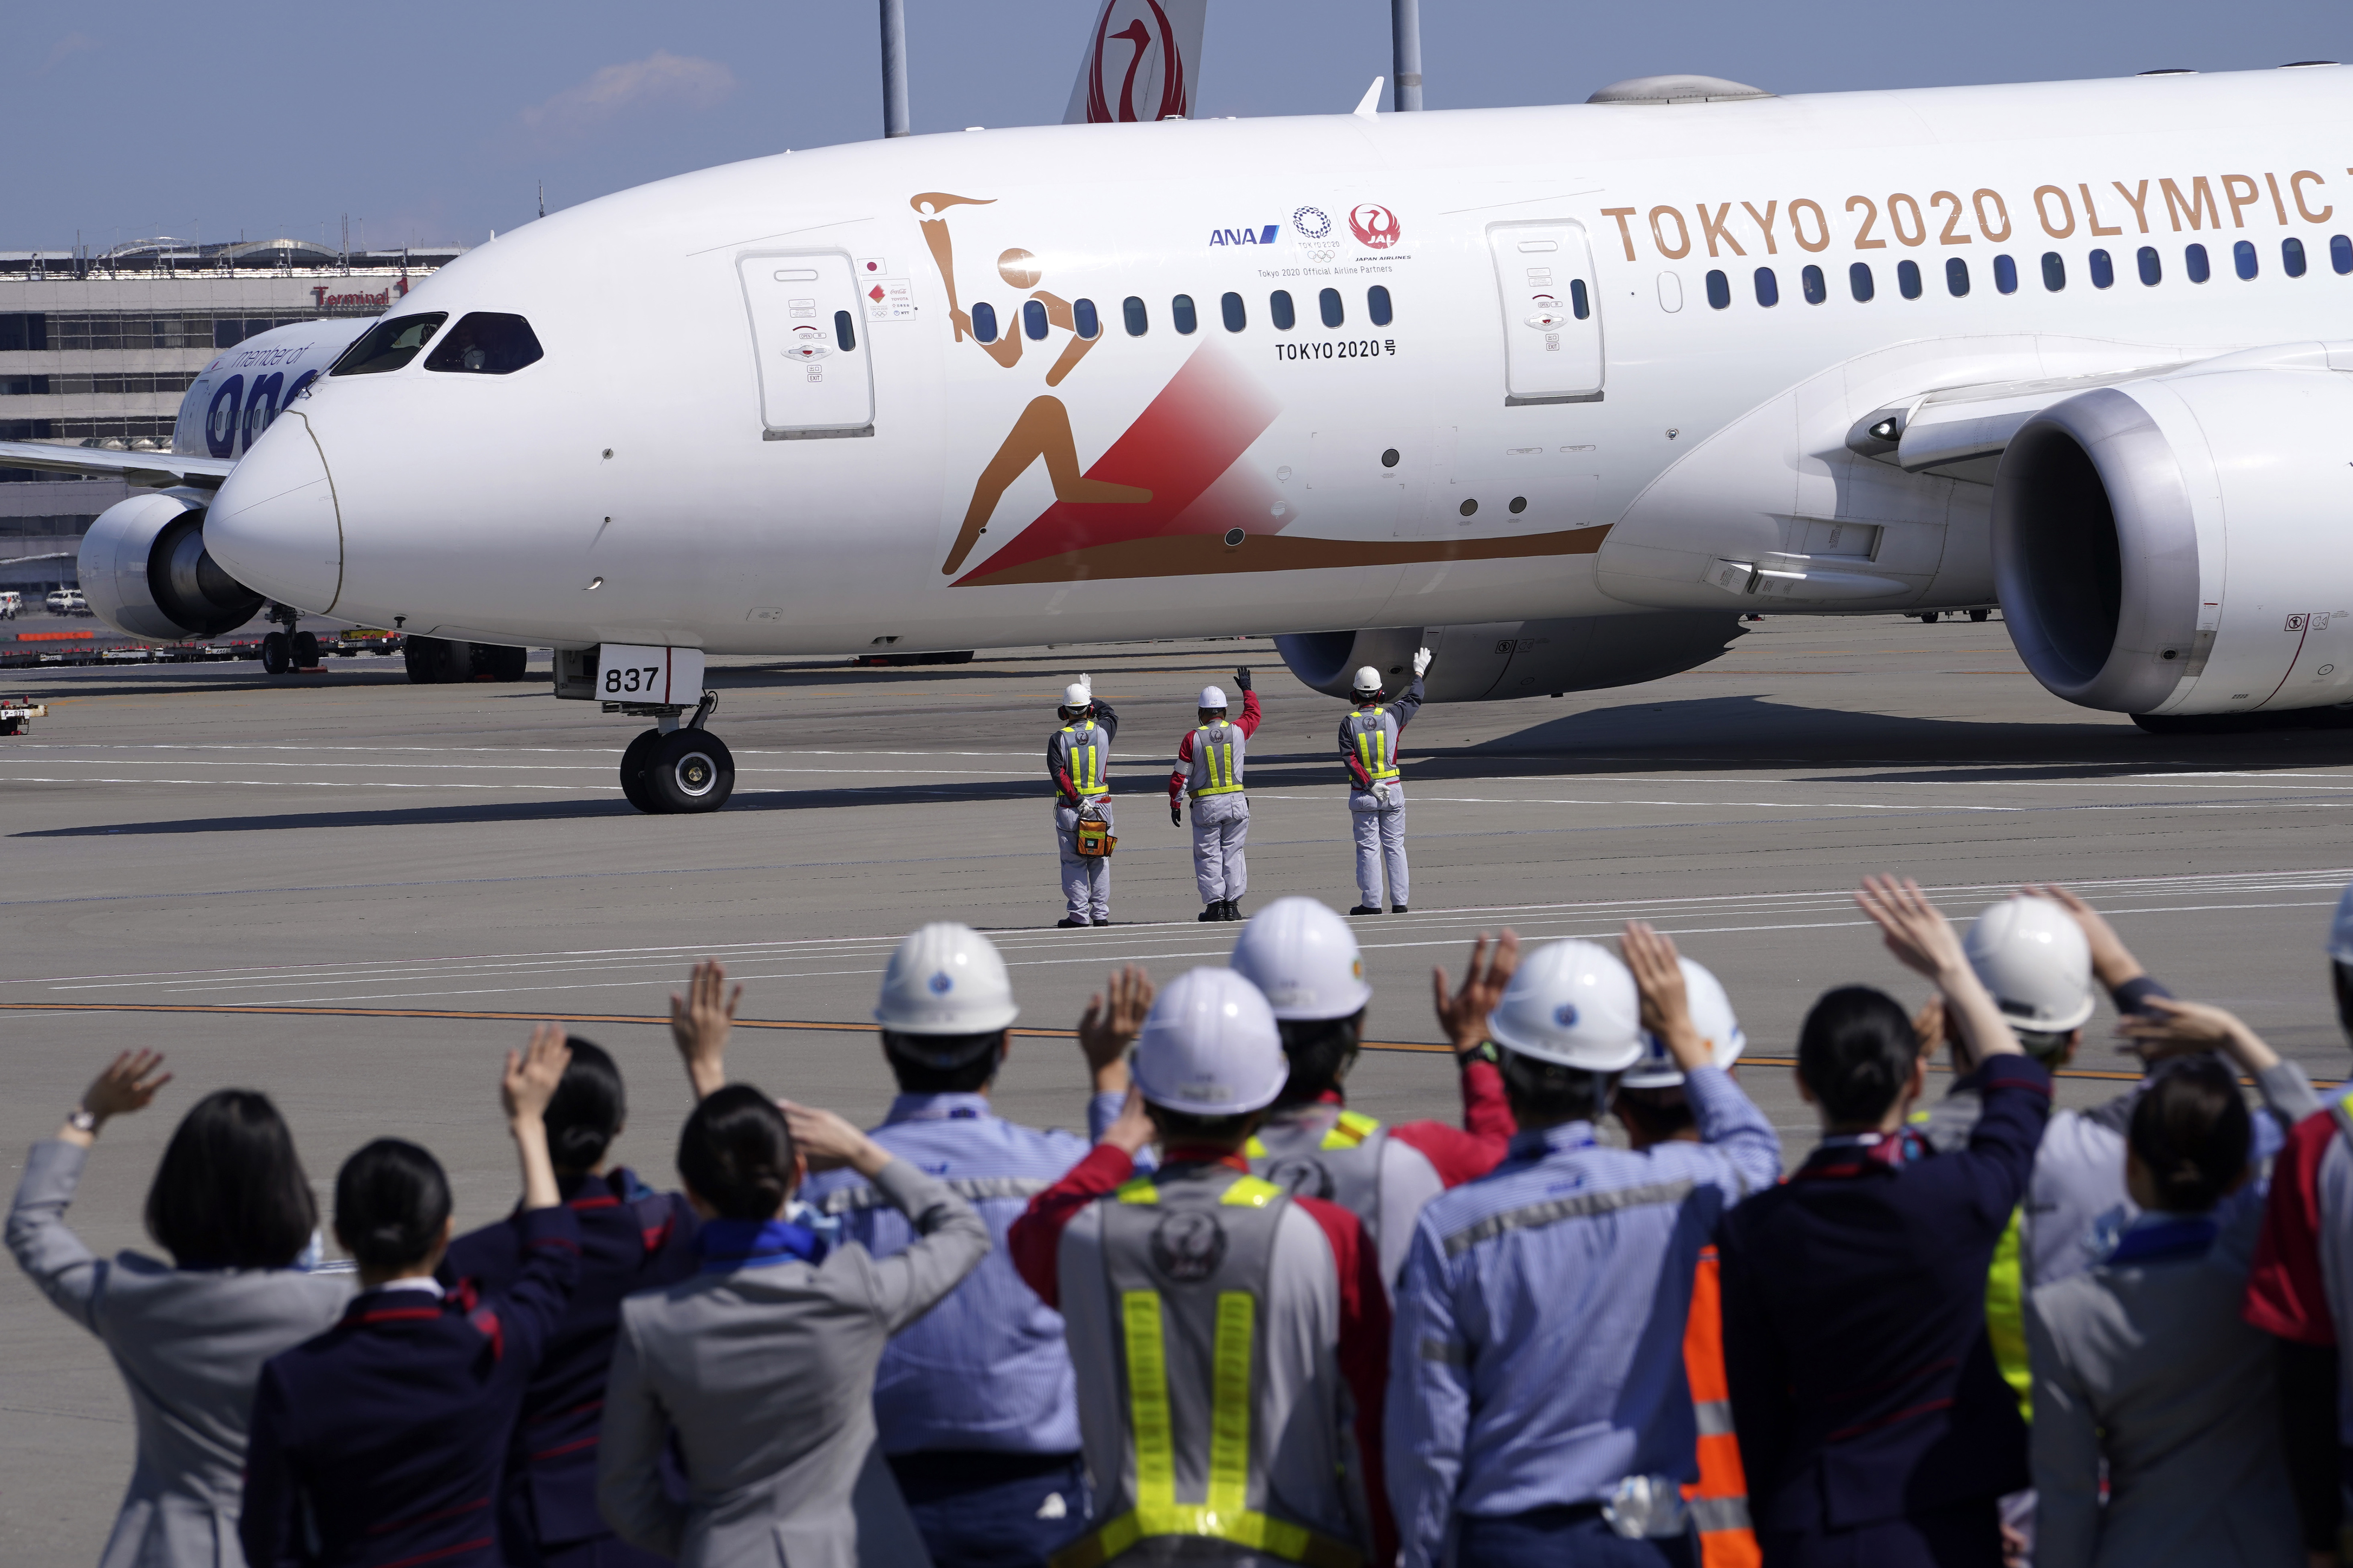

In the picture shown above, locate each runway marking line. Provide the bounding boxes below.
[0,1001,2301,1086]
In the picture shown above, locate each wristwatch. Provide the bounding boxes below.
[1455,1039,1500,1067]
[65,1107,98,1134]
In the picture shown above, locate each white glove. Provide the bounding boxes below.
[1411,648,1433,678]
[1373,781,1396,808]
[1077,673,1092,698]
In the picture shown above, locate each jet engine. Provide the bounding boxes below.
[1993,360,2353,724]
[1275,612,1745,702]
[78,490,264,641]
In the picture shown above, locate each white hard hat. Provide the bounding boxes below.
[1229,897,1372,1021]
[2331,883,2353,965]
[1965,895,2095,1034]
[1352,665,1382,694]
[1198,685,1227,709]
[1132,967,1287,1115]
[1062,681,1091,709]
[1485,939,1644,1071]
[874,922,1020,1036]
[1622,958,1746,1089]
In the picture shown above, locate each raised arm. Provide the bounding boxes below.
[2116,997,2322,1127]
[668,961,740,1102]
[492,1029,584,1367]
[783,1103,987,1330]
[1856,875,2024,1062]
[6,1050,172,1329]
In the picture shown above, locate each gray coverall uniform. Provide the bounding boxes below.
[1048,701,1118,924]
[1174,699,1255,906]
[1339,677,1423,910]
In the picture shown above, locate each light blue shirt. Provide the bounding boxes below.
[1386,1067,1781,1567]
[800,1090,1121,1456]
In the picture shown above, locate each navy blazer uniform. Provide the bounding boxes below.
[1716,1057,2051,1548]
[444,1171,699,1565]
[241,1207,584,1568]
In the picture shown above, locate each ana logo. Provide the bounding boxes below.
[1210,225,1280,248]
[927,971,955,995]
[1292,206,1332,240]
[1553,1002,1580,1028]
[1348,203,1402,249]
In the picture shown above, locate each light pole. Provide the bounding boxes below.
[880,0,912,137]
[1391,0,1423,112]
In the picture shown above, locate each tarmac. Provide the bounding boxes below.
[3,611,2349,1553]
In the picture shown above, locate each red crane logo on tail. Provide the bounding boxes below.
[1084,0,1188,123]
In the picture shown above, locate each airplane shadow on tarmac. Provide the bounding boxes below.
[17,695,2349,838]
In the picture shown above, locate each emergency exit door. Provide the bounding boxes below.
[738,251,875,438]
[1487,222,1603,404]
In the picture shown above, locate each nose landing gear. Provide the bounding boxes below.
[616,690,735,814]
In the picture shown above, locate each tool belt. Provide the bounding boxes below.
[1074,807,1117,858]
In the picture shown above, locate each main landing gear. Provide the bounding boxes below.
[616,690,735,814]
[258,604,320,675]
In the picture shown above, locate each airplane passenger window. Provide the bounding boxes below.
[1023,300,1049,340]
[834,311,857,352]
[1705,269,1731,309]
[1269,290,1297,330]
[1123,296,1149,335]
[1319,288,1344,328]
[1897,260,1923,299]
[1994,254,2019,294]
[2334,236,2353,275]
[1569,279,1589,319]
[2186,244,2211,283]
[972,302,999,343]
[2089,250,2114,289]
[2234,240,2258,280]
[2137,247,2162,285]
[1173,294,1198,334]
[1367,285,1394,326]
[1221,292,1247,332]
[2041,253,2066,291]
[1754,268,1779,307]
[1946,258,1970,297]
[2284,238,2307,278]
[1801,265,1826,305]
[1075,298,1100,338]
[331,312,447,376]
[1849,262,1875,302]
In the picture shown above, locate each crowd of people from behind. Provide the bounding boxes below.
[11,872,2353,1568]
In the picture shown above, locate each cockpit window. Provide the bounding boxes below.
[331,313,448,376]
[424,313,545,375]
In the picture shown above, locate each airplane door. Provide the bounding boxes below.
[1487,223,1603,404]
[737,252,875,438]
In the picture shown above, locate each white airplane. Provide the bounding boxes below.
[56,61,2353,811]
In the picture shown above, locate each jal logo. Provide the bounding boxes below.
[928,971,954,994]
[1211,225,1280,247]
[1079,0,1188,124]
[1349,203,1402,249]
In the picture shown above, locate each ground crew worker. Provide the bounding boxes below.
[1008,966,1395,1567]
[1612,957,1760,1568]
[1387,926,1780,1567]
[1170,668,1259,922]
[1049,676,1121,928]
[2242,881,2353,1562]
[771,925,1148,1568]
[1227,896,1517,1287]
[1339,650,1431,915]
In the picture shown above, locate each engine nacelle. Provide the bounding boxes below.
[1994,362,2353,719]
[78,490,266,642]
[1275,612,1745,702]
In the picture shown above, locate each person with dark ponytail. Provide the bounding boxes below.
[597,1080,989,1566]
[2028,1002,2316,1568]
[7,1053,347,1568]
[441,1033,700,1567]
[240,1028,585,1568]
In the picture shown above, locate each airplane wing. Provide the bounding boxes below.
[1065,0,1206,124]
[0,441,235,490]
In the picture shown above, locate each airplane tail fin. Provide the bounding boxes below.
[1063,0,1206,124]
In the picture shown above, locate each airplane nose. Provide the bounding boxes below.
[205,412,344,612]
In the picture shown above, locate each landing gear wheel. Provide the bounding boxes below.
[260,631,290,674]
[618,728,664,813]
[474,643,529,682]
[644,729,734,814]
[1916,612,1941,624]
[403,635,449,683]
[1968,608,1991,623]
[290,630,320,667]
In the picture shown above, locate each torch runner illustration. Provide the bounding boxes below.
[913,192,1151,575]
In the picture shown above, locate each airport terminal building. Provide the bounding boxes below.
[0,238,461,591]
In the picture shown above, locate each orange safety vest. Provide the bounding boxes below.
[1682,1245,1760,1568]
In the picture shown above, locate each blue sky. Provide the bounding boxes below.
[12,0,2349,254]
